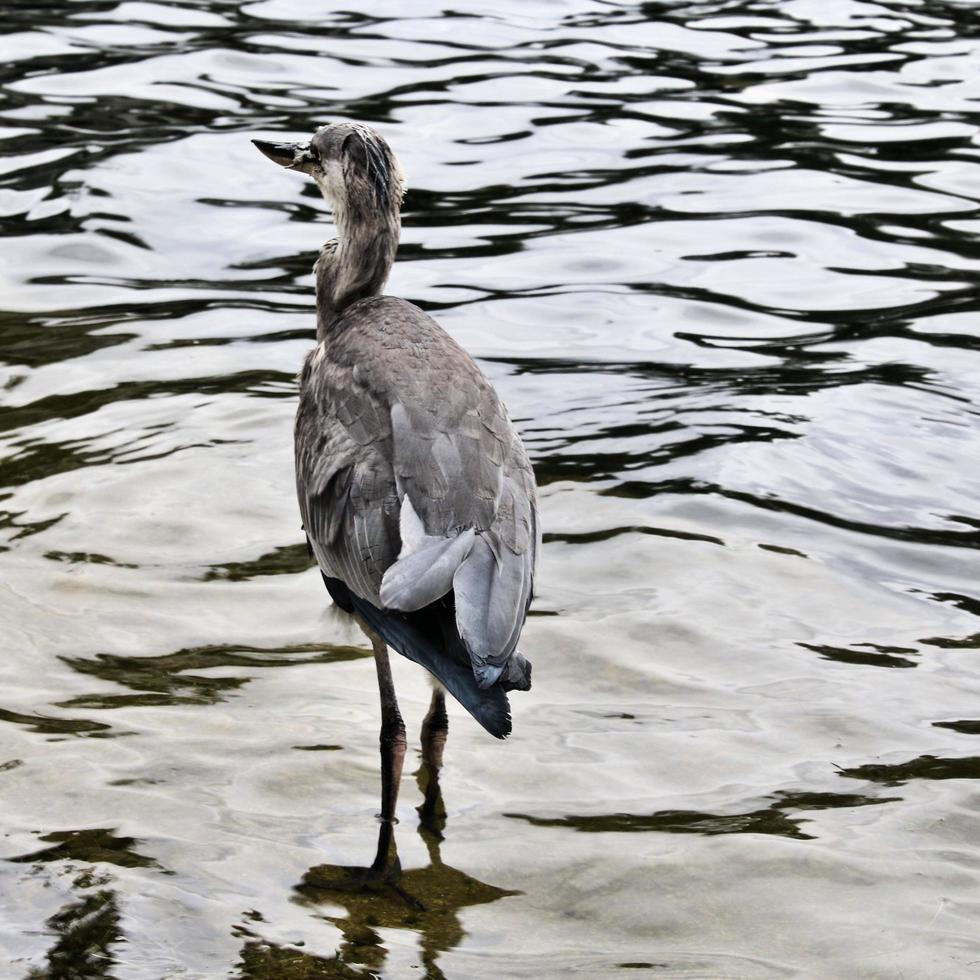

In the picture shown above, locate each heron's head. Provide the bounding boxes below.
[252,122,406,217]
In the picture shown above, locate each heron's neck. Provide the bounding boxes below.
[315,198,400,340]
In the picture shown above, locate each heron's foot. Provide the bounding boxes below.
[302,859,399,893]
[301,860,425,911]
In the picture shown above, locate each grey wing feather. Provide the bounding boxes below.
[295,354,399,603]
[383,356,537,683]
[380,528,476,611]
[453,535,530,687]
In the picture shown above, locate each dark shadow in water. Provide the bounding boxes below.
[601,477,980,553]
[58,642,369,709]
[24,887,122,980]
[837,755,980,786]
[0,370,294,490]
[8,828,163,871]
[933,720,980,736]
[506,790,900,841]
[234,760,518,979]
[0,309,137,370]
[0,507,67,544]
[9,828,162,978]
[0,707,112,738]
[797,642,919,669]
[44,550,139,570]
[543,525,724,548]
[918,631,980,650]
[234,939,375,980]
[923,591,980,619]
[203,543,315,581]
[1,642,370,742]
[0,370,294,439]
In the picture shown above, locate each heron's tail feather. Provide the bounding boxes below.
[345,592,513,739]
[379,529,533,697]
[453,535,531,688]
[501,649,532,692]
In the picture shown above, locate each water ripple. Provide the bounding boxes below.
[2,1,980,976]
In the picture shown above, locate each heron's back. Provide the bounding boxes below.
[295,296,537,735]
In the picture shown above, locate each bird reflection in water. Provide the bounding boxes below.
[13,829,152,979]
[235,750,519,980]
[25,887,121,980]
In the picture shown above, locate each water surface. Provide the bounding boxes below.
[2,1,979,977]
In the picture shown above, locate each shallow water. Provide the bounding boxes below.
[1,1,979,977]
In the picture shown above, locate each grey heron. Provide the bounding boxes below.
[252,123,537,851]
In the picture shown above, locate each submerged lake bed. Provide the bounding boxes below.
[1,1,979,977]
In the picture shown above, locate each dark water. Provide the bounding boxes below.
[2,1,979,977]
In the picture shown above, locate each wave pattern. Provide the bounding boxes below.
[1,2,979,977]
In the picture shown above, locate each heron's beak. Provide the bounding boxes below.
[252,139,315,174]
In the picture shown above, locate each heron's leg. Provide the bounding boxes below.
[421,688,448,770]
[417,688,448,833]
[299,621,409,891]
[369,629,407,829]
